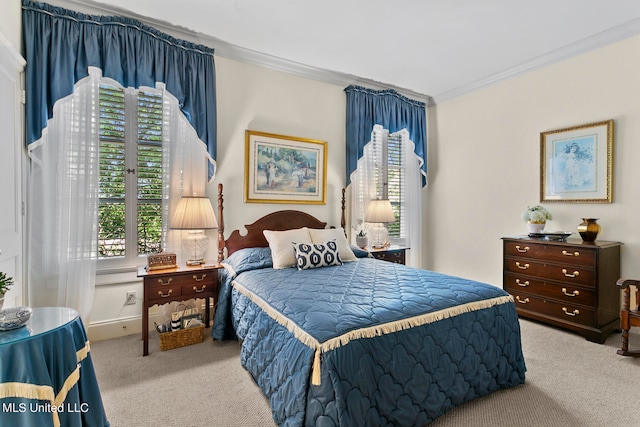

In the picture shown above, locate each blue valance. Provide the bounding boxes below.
[22,0,217,178]
[345,85,427,186]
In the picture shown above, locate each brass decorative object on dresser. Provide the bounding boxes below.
[502,236,621,343]
[368,245,409,265]
[137,263,222,356]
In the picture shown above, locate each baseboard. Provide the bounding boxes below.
[87,300,212,342]
[87,314,161,342]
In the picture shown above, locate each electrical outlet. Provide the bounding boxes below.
[125,291,136,305]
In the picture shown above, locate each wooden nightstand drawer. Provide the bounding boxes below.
[371,250,405,264]
[368,245,409,265]
[149,285,182,302]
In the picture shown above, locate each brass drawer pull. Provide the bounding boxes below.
[562,287,579,297]
[562,250,579,257]
[193,274,207,282]
[157,277,173,286]
[515,245,529,253]
[515,262,530,270]
[562,269,579,278]
[515,279,529,287]
[515,296,530,304]
[562,307,580,316]
[193,285,207,293]
[158,289,173,298]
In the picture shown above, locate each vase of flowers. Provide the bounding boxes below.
[522,205,552,233]
[355,229,368,249]
[0,272,14,310]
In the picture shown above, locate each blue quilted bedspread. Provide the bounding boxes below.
[213,248,526,427]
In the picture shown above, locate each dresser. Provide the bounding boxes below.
[502,236,621,343]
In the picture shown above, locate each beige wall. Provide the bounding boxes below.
[426,35,640,286]
[213,56,347,234]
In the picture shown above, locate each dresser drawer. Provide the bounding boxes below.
[504,241,546,259]
[539,244,596,267]
[504,258,596,288]
[510,291,595,326]
[504,273,596,307]
[504,241,596,266]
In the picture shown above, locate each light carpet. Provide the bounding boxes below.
[90,319,639,426]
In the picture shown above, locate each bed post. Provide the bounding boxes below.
[217,183,225,263]
[341,188,346,235]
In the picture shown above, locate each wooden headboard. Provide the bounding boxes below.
[216,184,345,262]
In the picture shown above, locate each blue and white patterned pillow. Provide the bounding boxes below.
[292,240,343,270]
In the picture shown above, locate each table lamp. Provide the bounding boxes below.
[365,199,396,248]
[170,195,217,265]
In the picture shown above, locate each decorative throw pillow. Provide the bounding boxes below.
[293,240,343,270]
[308,227,357,262]
[263,228,312,269]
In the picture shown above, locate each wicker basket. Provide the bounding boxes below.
[158,325,204,351]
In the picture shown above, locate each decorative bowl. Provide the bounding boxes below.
[0,306,33,331]
[528,231,574,241]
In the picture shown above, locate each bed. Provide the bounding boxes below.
[211,184,526,426]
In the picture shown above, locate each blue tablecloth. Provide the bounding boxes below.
[0,307,109,427]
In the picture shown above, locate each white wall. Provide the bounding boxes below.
[0,0,22,51]
[426,35,640,287]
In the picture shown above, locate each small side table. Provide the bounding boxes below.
[0,307,109,426]
[368,245,409,265]
[137,263,222,356]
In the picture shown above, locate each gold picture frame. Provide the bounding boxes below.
[244,130,327,204]
[540,120,613,203]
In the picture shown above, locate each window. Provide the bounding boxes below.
[370,128,405,239]
[353,126,408,244]
[98,84,164,263]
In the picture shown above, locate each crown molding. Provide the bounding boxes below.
[45,1,639,107]
[433,17,640,103]
[47,0,432,104]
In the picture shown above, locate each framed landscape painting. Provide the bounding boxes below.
[540,120,613,203]
[244,130,327,204]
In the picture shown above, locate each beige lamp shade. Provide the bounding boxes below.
[170,196,217,265]
[364,199,396,223]
[170,196,217,230]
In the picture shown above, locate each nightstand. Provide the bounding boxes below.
[137,263,222,356]
[368,245,409,265]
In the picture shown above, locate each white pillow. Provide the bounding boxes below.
[263,227,312,269]
[308,228,357,262]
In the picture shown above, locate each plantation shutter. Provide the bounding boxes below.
[98,85,164,259]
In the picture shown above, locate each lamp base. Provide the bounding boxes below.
[182,230,209,266]
[369,223,389,249]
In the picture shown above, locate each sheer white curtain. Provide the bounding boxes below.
[27,67,102,321]
[350,125,423,268]
[160,86,212,262]
[27,68,210,321]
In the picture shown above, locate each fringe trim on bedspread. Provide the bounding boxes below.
[232,279,514,386]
